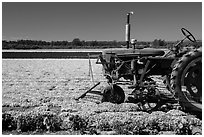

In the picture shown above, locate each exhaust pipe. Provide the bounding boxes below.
[125,11,134,49]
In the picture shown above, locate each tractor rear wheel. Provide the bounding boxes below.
[170,49,202,113]
[101,84,125,104]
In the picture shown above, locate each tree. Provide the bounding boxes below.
[90,40,98,47]
[72,38,82,46]
[152,39,166,47]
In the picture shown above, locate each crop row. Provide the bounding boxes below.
[2,104,202,135]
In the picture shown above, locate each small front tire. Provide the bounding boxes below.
[101,84,125,104]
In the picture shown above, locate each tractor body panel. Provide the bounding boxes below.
[102,48,165,61]
[144,57,175,75]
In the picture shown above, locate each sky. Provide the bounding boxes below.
[2,2,202,42]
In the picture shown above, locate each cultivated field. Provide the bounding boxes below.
[2,59,202,135]
[2,59,105,107]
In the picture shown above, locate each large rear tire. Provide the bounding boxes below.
[170,49,202,112]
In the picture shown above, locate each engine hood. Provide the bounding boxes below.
[102,48,165,57]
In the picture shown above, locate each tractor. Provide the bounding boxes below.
[95,12,202,114]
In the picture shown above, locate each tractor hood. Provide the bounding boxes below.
[102,48,165,57]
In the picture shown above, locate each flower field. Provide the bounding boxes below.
[2,59,202,135]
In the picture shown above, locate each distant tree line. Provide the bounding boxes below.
[151,39,202,49]
[2,38,201,49]
[2,39,125,49]
[2,38,149,49]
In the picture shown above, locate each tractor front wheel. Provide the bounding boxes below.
[101,84,125,104]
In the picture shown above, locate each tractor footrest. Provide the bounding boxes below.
[159,94,178,103]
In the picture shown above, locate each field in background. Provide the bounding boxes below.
[2,49,103,52]
[2,49,102,59]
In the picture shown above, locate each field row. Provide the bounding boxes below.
[2,51,101,59]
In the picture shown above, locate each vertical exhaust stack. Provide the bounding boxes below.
[125,11,134,49]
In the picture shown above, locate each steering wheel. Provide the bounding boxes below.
[181,28,196,42]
